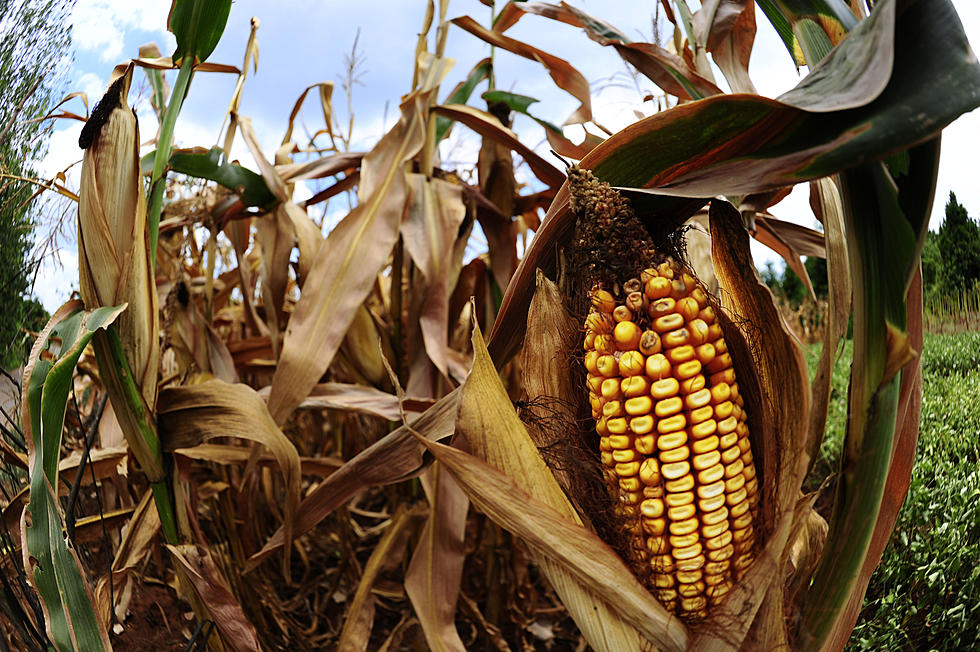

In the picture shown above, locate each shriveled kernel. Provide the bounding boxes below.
[639,330,662,355]
[585,311,614,333]
[618,350,645,376]
[650,297,676,318]
[670,278,688,299]
[640,268,658,283]
[591,289,615,313]
[623,278,643,294]
[626,291,646,314]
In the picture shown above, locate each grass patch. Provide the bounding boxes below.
[805,330,980,650]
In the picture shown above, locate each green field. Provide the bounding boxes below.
[805,330,980,650]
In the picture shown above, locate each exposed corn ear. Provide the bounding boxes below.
[571,166,759,622]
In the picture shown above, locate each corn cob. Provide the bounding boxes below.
[569,166,759,622]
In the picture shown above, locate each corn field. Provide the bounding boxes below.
[2,0,979,650]
[924,282,980,333]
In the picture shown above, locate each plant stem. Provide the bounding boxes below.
[147,56,195,265]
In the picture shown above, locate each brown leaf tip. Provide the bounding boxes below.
[78,73,128,150]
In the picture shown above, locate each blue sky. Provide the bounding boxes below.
[34,0,980,310]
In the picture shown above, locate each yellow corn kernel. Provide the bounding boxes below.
[618,349,645,376]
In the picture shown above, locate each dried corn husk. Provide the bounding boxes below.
[78,65,162,479]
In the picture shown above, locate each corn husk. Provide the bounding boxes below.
[78,65,162,479]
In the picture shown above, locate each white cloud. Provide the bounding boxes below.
[71,0,172,62]
[76,71,106,103]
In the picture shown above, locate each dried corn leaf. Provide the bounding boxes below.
[338,505,427,651]
[431,320,689,652]
[805,178,851,468]
[157,380,300,570]
[452,15,591,123]
[94,489,160,626]
[167,544,260,652]
[504,2,723,100]
[247,387,460,569]
[694,0,758,93]
[266,56,453,425]
[402,174,467,379]
[432,105,564,188]
[405,464,470,652]
[690,199,811,650]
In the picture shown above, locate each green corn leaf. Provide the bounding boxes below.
[482,89,564,134]
[756,0,858,65]
[169,146,278,209]
[167,0,232,66]
[435,58,492,143]
[22,301,125,651]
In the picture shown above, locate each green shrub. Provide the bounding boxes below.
[808,331,980,650]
